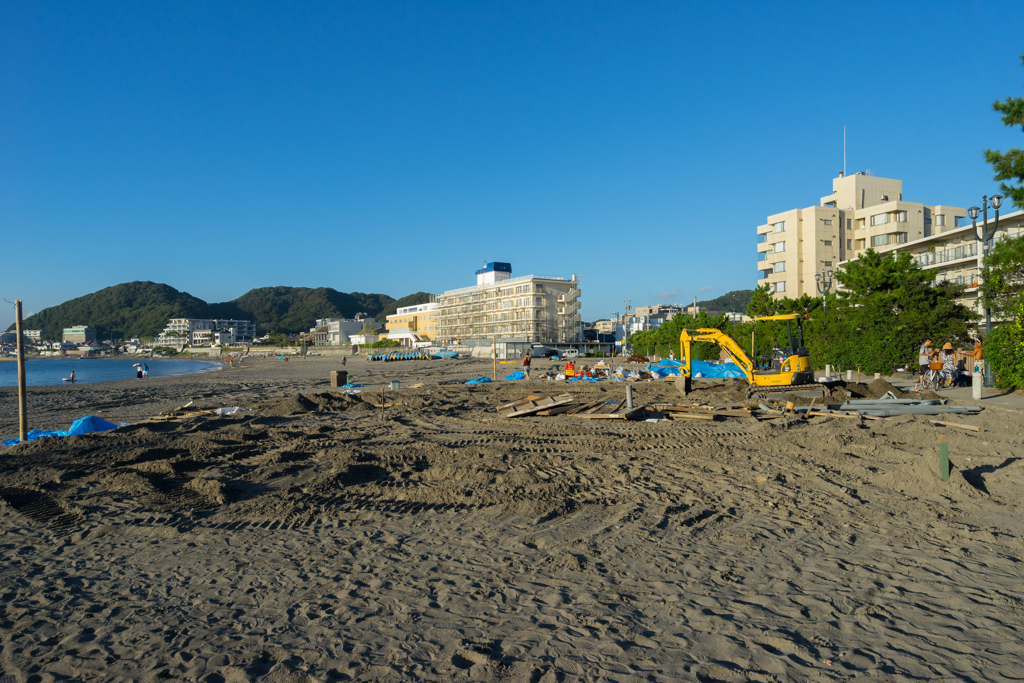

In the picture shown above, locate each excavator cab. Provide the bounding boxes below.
[751,314,813,384]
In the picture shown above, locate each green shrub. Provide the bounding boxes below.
[986,305,1024,390]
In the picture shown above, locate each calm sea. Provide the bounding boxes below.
[0,358,222,387]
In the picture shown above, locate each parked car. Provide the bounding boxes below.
[560,349,580,359]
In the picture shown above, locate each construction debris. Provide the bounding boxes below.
[497,393,574,418]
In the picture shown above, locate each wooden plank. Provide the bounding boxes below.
[498,393,573,418]
[667,411,716,421]
[495,395,539,412]
[657,406,751,418]
[575,405,647,420]
[535,403,579,416]
[566,400,606,415]
[929,419,984,432]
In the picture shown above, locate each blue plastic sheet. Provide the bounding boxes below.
[3,415,119,446]
[687,360,746,378]
[504,371,527,381]
[567,376,601,382]
[466,377,492,384]
[657,359,683,367]
[342,383,364,388]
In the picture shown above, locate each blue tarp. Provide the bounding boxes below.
[466,377,492,384]
[657,359,683,367]
[688,360,746,378]
[568,376,601,382]
[3,415,119,446]
[504,371,527,381]
[342,383,364,388]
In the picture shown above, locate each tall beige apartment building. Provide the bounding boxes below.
[757,172,966,298]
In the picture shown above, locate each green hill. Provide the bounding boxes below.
[374,292,434,322]
[697,289,753,313]
[11,282,402,340]
[213,286,396,334]
[12,281,211,340]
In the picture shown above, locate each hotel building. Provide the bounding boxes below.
[435,263,581,344]
[385,302,440,346]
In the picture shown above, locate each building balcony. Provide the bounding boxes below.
[757,242,774,254]
[757,224,772,235]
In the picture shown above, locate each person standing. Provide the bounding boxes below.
[69,370,76,384]
[917,338,933,388]
[142,363,149,379]
[938,343,957,388]
[522,352,531,379]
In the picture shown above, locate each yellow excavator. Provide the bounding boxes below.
[677,314,816,397]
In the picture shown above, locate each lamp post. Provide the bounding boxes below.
[815,268,833,320]
[967,194,1003,387]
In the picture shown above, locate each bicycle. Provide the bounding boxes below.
[923,360,943,391]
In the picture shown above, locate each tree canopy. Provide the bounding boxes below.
[984,51,1024,210]
[981,234,1024,319]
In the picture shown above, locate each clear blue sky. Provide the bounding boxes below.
[3,1,1023,330]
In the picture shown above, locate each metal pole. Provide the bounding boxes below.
[492,334,496,380]
[982,196,993,387]
[15,300,28,443]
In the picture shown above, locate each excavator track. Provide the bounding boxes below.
[746,383,824,398]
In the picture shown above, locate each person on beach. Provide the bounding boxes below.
[961,336,984,378]
[142,363,149,379]
[136,365,143,379]
[522,352,531,378]
[938,342,957,388]
[69,370,76,384]
[917,339,934,388]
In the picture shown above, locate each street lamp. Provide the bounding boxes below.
[967,194,1003,387]
[815,268,833,320]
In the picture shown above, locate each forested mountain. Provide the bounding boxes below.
[696,289,753,313]
[374,292,434,322]
[211,287,396,334]
[12,282,212,341]
[10,282,403,339]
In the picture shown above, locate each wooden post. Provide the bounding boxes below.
[939,434,949,482]
[492,334,496,381]
[751,330,755,362]
[380,384,385,422]
[15,300,28,443]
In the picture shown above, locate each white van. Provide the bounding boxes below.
[560,349,580,359]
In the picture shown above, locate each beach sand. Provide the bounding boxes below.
[1,356,1023,682]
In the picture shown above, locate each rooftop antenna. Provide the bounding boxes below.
[843,126,846,177]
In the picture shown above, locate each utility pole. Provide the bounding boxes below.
[15,300,28,443]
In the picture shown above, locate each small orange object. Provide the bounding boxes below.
[565,362,576,378]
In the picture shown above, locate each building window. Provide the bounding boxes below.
[871,213,890,226]
[823,240,833,246]
[774,261,786,272]
[895,232,908,244]
[773,221,785,233]
[774,241,785,253]
[870,234,890,247]
[936,214,945,226]
[823,219,832,226]
[823,261,833,267]
[774,282,786,293]
[847,219,852,230]
[847,239,852,250]
[897,211,907,222]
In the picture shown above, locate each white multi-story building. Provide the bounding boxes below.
[436,262,582,343]
[839,206,1024,318]
[307,316,372,346]
[155,318,256,346]
[758,172,966,298]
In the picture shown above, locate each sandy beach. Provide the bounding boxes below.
[1,356,1023,682]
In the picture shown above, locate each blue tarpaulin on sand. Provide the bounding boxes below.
[466,377,492,384]
[3,416,119,446]
[568,376,601,382]
[504,371,527,381]
[657,359,683,367]
[687,360,746,378]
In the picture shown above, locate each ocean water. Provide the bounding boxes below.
[0,358,221,387]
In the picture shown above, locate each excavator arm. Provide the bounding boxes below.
[679,329,754,383]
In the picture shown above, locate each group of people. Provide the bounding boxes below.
[136,363,149,379]
[917,337,984,389]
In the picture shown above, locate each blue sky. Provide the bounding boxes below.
[3,1,1023,330]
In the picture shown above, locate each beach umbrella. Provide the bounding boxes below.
[132,363,142,367]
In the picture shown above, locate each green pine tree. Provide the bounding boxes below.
[984,51,1024,210]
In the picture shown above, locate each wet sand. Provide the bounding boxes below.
[1,356,1023,682]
